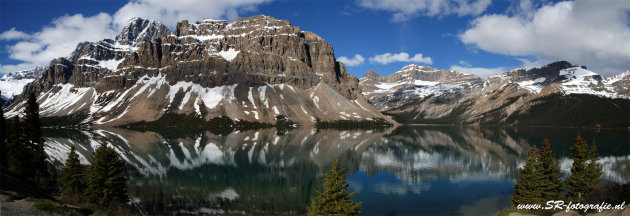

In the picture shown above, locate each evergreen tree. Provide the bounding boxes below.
[6,116,28,176]
[85,140,129,206]
[584,140,602,191]
[307,159,361,216]
[23,92,49,181]
[0,105,7,167]
[60,145,86,197]
[566,134,590,202]
[538,139,564,201]
[23,92,42,143]
[511,146,543,207]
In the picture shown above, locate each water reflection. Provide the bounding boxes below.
[43,126,630,215]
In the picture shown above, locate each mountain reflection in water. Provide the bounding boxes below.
[43,126,630,215]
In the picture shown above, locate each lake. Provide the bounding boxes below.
[42,126,630,215]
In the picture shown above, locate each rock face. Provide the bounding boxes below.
[361,61,630,126]
[7,15,384,126]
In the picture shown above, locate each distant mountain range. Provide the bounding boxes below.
[361,61,630,127]
[3,15,629,127]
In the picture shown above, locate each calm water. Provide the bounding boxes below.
[42,126,630,215]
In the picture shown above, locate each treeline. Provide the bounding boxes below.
[315,117,393,130]
[1,93,131,215]
[124,113,301,136]
[509,135,629,215]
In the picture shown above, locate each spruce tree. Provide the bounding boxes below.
[584,140,602,191]
[511,146,543,207]
[538,139,564,201]
[566,134,590,202]
[60,145,86,197]
[85,140,129,206]
[307,159,361,216]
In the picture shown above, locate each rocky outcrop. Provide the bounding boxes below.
[7,16,385,126]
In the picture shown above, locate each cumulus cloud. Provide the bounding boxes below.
[338,54,365,66]
[0,28,30,40]
[358,0,491,21]
[449,65,505,77]
[0,0,272,74]
[460,0,630,76]
[369,52,433,65]
[113,0,272,29]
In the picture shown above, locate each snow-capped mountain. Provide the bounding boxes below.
[0,66,46,102]
[6,15,385,125]
[360,64,481,110]
[361,61,630,126]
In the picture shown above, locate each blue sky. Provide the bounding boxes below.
[1,0,629,78]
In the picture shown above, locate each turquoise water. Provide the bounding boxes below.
[43,126,630,215]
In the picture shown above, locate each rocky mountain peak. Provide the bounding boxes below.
[361,70,382,80]
[115,17,171,46]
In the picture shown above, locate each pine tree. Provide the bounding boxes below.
[566,134,590,202]
[307,159,361,216]
[85,140,129,206]
[538,139,564,201]
[0,105,7,167]
[511,146,543,207]
[60,145,86,197]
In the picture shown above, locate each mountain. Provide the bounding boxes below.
[360,64,481,110]
[0,66,46,102]
[6,15,385,126]
[361,61,630,127]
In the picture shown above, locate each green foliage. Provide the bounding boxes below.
[123,114,273,136]
[85,140,129,206]
[315,118,392,130]
[511,146,543,207]
[584,139,602,200]
[566,134,591,202]
[60,145,86,196]
[27,197,82,216]
[40,114,89,128]
[538,139,564,201]
[7,116,28,176]
[275,115,297,135]
[307,159,361,216]
[506,94,630,127]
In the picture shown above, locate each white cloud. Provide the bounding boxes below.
[358,0,491,21]
[338,54,365,66]
[112,0,272,29]
[369,52,433,65]
[0,63,37,74]
[460,0,630,76]
[1,0,272,74]
[449,65,505,77]
[0,28,30,40]
[458,60,472,67]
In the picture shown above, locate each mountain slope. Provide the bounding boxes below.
[362,61,630,127]
[6,16,385,126]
